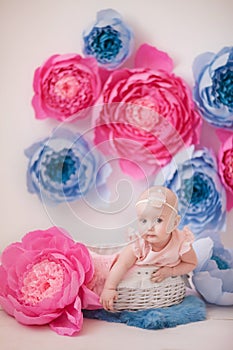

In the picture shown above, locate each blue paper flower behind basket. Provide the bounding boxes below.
[193,46,233,129]
[25,128,112,204]
[192,233,233,305]
[156,145,226,236]
[82,9,134,69]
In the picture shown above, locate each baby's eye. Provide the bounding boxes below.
[140,218,147,224]
[155,217,163,224]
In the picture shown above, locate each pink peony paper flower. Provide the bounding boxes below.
[0,227,101,336]
[93,44,202,179]
[217,130,233,211]
[32,54,101,122]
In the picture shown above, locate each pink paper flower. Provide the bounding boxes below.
[93,44,202,179]
[217,130,233,211]
[0,227,101,336]
[32,54,101,122]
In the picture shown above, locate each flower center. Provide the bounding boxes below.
[20,259,64,305]
[43,149,77,184]
[223,149,233,188]
[179,172,215,213]
[54,75,79,99]
[125,98,160,132]
[85,25,122,63]
[43,64,95,117]
[211,255,229,270]
[212,67,233,108]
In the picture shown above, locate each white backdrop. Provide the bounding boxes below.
[0,0,233,251]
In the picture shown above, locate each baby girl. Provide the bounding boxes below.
[89,186,197,311]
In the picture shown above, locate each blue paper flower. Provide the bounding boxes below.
[25,128,112,204]
[156,145,226,236]
[192,236,233,305]
[82,9,134,69]
[193,46,233,129]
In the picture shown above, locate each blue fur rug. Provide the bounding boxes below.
[83,295,206,330]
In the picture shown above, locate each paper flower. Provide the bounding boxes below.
[217,130,233,211]
[192,235,233,305]
[158,145,226,236]
[0,227,101,336]
[193,46,233,129]
[82,9,134,69]
[32,53,101,121]
[25,128,112,204]
[93,44,202,179]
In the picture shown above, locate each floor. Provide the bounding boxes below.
[1,300,233,350]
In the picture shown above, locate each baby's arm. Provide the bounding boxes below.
[151,246,198,283]
[100,244,137,311]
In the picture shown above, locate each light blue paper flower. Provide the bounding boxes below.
[192,236,233,305]
[25,128,112,204]
[82,9,134,69]
[156,145,226,236]
[193,46,233,129]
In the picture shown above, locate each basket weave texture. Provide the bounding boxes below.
[114,266,186,310]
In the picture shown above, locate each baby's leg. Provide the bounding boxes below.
[87,251,117,296]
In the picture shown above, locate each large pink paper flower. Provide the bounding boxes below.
[94,44,202,178]
[0,227,101,336]
[32,54,101,122]
[217,130,233,211]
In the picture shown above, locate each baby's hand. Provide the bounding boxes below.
[151,266,173,283]
[100,288,118,311]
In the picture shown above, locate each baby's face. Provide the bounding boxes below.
[136,203,177,245]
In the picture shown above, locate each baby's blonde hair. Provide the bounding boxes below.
[136,186,178,212]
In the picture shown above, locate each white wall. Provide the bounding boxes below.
[0,0,232,251]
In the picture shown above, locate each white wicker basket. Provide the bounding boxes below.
[88,246,186,311]
[114,266,186,311]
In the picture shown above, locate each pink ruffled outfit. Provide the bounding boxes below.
[133,226,195,267]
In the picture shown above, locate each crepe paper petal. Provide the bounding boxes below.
[195,231,233,268]
[119,159,147,180]
[50,297,83,336]
[98,66,112,85]
[193,238,214,273]
[193,46,233,129]
[32,54,101,122]
[13,308,62,326]
[83,9,134,69]
[78,285,102,310]
[210,269,233,292]
[0,227,101,336]
[0,295,15,316]
[25,128,112,205]
[225,192,233,211]
[155,145,226,236]
[217,132,233,210]
[215,129,233,143]
[94,66,202,179]
[193,271,233,305]
[135,43,174,73]
[192,234,233,305]
[192,52,215,82]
